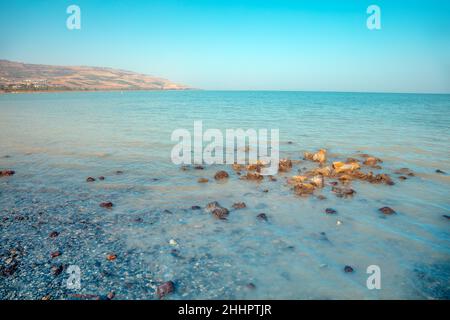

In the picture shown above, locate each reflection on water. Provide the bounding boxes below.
[0,91,449,299]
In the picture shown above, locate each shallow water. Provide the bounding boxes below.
[0,91,449,299]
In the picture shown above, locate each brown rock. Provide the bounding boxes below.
[197,178,209,183]
[379,207,396,215]
[332,186,355,198]
[304,149,327,163]
[100,202,113,209]
[0,170,15,177]
[232,202,246,209]
[214,170,229,180]
[106,254,117,261]
[51,264,64,276]
[241,172,264,181]
[363,157,381,166]
[293,183,315,196]
[156,281,175,299]
[49,231,59,238]
[278,159,293,172]
[51,251,62,259]
[212,207,229,220]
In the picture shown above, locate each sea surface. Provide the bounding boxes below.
[0,91,449,299]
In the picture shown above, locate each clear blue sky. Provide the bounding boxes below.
[1,0,449,93]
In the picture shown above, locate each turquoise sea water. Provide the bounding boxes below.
[0,91,449,299]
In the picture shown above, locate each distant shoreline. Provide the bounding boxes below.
[0,88,197,94]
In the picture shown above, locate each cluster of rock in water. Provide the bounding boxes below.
[1,149,448,299]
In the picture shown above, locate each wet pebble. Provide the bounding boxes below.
[197,178,209,183]
[106,254,117,261]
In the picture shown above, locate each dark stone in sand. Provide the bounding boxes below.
[436,169,446,174]
[98,176,105,180]
[379,206,396,215]
[344,265,354,273]
[86,177,96,182]
[49,231,59,238]
[232,202,246,209]
[0,170,15,177]
[51,264,64,276]
[257,213,268,222]
[191,205,201,210]
[325,208,337,214]
[214,170,229,180]
[100,202,113,209]
[157,281,175,299]
[287,141,293,144]
[51,251,62,259]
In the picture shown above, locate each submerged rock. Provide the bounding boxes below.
[51,264,64,276]
[257,213,268,221]
[197,178,209,183]
[332,186,355,198]
[436,169,446,174]
[86,177,96,182]
[51,251,62,259]
[379,206,396,215]
[191,205,201,210]
[363,157,382,166]
[394,168,414,176]
[194,165,204,170]
[214,170,229,180]
[49,231,59,238]
[100,202,113,209]
[212,208,229,220]
[206,201,229,220]
[241,172,264,181]
[344,265,354,273]
[325,208,337,214]
[293,183,315,196]
[0,170,15,177]
[232,202,246,209]
[156,281,175,299]
[98,176,105,180]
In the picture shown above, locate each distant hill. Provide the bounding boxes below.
[0,60,191,92]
